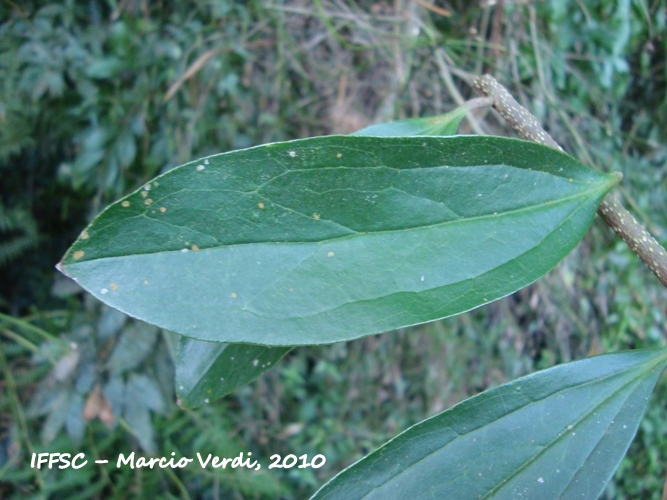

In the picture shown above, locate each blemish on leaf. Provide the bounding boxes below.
[191,244,200,251]
[204,159,209,165]
[141,191,148,199]
[180,248,189,253]
[73,250,85,260]
[313,213,320,220]
[159,207,167,213]
[253,359,259,367]
[101,288,108,295]
[144,198,153,206]
[258,202,265,209]
[327,251,335,257]
[231,292,237,299]
[196,164,205,171]
[288,150,296,157]
[121,200,131,207]
[143,280,149,285]
[109,283,118,291]
[336,153,342,158]
[81,231,90,240]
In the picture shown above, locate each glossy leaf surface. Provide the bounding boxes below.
[58,135,617,345]
[176,337,290,408]
[312,348,667,499]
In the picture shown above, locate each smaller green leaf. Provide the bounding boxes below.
[352,107,467,137]
[312,348,667,499]
[85,57,125,79]
[107,322,158,375]
[124,374,157,452]
[176,338,291,408]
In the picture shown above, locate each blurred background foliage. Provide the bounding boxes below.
[1,0,666,498]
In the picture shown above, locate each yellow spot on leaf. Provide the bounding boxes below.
[258,202,265,209]
[109,283,118,291]
[336,153,342,158]
[81,231,89,240]
[159,207,167,213]
[121,200,131,207]
[191,244,200,251]
[231,292,237,299]
[313,213,320,220]
[144,198,153,206]
[73,250,85,260]
[141,191,148,198]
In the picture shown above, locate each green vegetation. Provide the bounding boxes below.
[1,1,666,498]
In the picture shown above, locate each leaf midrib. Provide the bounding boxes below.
[66,180,606,265]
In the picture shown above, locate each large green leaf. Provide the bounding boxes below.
[312,348,667,499]
[352,107,467,137]
[176,337,291,408]
[58,135,617,345]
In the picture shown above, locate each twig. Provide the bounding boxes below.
[433,49,486,136]
[163,48,224,102]
[466,97,494,111]
[472,74,667,288]
[412,0,452,18]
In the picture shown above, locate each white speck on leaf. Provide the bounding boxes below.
[253,359,259,366]
[101,288,108,294]
[288,150,296,157]
[181,248,189,253]
[196,164,205,171]
[327,251,334,257]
